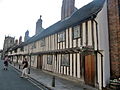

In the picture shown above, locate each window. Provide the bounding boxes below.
[14,49,17,53]
[41,38,45,47]
[33,43,36,48]
[58,31,65,42]
[10,40,13,43]
[31,56,35,65]
[24,47,27,51]
[61,54,69,66]
[20,47,24,51]
[47,55,53,65]
[73,25,80,39]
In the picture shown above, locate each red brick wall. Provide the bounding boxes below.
[107,0,120,78]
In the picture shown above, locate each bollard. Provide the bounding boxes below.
[52,76,55,87]
[28,68,30,74]
[19,65,20,69]
[14,63,15,66]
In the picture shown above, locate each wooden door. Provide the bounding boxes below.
[85,55,95,86]
[37,55,43,69]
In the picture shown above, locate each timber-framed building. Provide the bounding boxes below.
[7,0,110,89]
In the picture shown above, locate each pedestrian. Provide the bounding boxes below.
[20,58,28,78]
[4,56,9,70]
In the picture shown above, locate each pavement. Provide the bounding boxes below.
[11,62,98,90]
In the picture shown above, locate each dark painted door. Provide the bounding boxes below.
[37,55,43,69]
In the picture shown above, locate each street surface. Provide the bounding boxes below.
[0,60,40,90]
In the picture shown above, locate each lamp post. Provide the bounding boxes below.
[28,49,31,74]
[28,46,33,74]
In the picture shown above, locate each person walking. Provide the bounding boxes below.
[4,56,9,70]
[20,58,28,78]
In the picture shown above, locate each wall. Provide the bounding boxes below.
[95,1,110,88]
[107,0,120,78]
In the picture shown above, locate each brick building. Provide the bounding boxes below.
[107,0,120,78]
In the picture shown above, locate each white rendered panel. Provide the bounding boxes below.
[73,54,76,77]
[57,55,59,73]
[67,67,69,75]
[73,40,76,47]
[88,21,92,46]
[93,22,97,50]
[59,54,61,73]
[78,38,81,47]
[61,66,63,74]
[77,53,80,78]
[70,54,73,76]
[58,43,59,49]
[69,28,72,48]
[55,34,57,50]
[64,66,66,75]
[82,23,86,46]
[66,29,69,48]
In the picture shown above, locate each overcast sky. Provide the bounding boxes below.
[0,0,92,50]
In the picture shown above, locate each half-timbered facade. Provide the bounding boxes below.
[7,0,110,89]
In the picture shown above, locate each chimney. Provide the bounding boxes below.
[15,39,18,45]
[35,15,44,35]
[61,0,75,20]
[19,36,22,44]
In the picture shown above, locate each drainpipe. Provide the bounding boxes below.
[97,51,103,90]
[93,19,103,89]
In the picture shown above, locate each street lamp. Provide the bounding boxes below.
[28,46,33,74]
[28,49,31,74]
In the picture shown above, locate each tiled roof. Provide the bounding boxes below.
[22,0,105,46]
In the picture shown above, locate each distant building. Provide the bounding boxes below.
[2,36,15,58]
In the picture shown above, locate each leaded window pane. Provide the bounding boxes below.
[47,55,53,65]
[61,54,69,66]
[41,38,45,47]
[58,31,65,42]
[73,25,80,39]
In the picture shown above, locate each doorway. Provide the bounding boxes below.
[85,55,95,86]
[37,55,43,69]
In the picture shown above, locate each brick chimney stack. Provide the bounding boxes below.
[19,36,22,44]
[61,0,75,20]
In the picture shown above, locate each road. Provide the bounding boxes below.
[0,60,41,90]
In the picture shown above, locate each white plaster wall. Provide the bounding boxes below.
[88,21,92,46]
[31,55,37,68]
[95,1,110,88]
[66,29,69,48]
[82,23,86,46]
